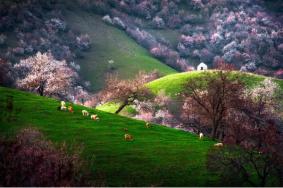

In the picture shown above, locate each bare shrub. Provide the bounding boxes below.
[0,128,89,186]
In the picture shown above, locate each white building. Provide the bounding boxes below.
[197,62,208,71]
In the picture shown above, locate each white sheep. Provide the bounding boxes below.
[199,132,204,139]
[82,110,89,116]
[61,101,66,107]
[214,143,223,147]
[60,101,67,111]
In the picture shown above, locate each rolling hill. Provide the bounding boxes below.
[0,86,218,186]
[64,7,177,92]
[97,70,283,113]
[146,70,283,97]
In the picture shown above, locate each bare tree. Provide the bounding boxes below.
[207,78,283,186]
[182,70,244,139]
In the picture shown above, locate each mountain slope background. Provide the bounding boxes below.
[75,0,283,77]
[1,0,282,93]
[0,0,176,92]
[64,7,176,91]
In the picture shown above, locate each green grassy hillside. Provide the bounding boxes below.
[97,70,283,113]
[147,70,283,97]
[0,87,218,186]
[96,102,137,117]
[64,9,177,91]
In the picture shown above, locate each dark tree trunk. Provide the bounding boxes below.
[211,125,218,139]
[260,176,267,187]
[37,86,44,96]
[37,81,46,96]
[218,127,225,141]
[115,101,128,114]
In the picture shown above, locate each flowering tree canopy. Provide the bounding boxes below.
[101,71,157,114]
[14,52,77,97]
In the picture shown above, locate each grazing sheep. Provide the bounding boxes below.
[68,106,74,113]
[60,101,67,111]
[90,114,99,120]
[61,101,66,107]
[82,110,89,116]
[214,143,223,147]
[199,132,204,139]
[124,133,133,141]
[145,122,151,128]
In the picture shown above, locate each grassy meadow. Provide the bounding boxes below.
[97,70,283,113]
[147,70,283,97]
[0,86,219,186]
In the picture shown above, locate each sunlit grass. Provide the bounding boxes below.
[146,70,283,97]
[0,86,218,186]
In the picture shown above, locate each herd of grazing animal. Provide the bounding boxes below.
[59,101,99,121]
[59,101,224,146]
[59,101,136,141]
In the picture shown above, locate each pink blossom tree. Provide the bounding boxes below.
[14,52,78,97]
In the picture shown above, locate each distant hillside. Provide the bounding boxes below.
[76,0,283,78]
[97,70,283,114]
[147,70,283,97]
[64,9,177,91]
[0,0,176,92]
[0,86,218,186]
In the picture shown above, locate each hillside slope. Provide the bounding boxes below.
[64,9,177,91]
[97,70,283,113]
[80,0,283,77]
[0,87,218,186]
[147,70,283,97]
